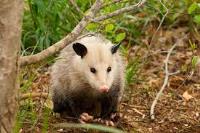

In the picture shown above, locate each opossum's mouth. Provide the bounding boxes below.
[99,85,109,93]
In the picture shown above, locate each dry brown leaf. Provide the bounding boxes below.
[148,78,160,88]
[182,91,193,101]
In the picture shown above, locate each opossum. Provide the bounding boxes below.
[50,33,125,119]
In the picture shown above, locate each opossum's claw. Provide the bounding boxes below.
[93,118,101,122]
[93,118,115,126]
[78,119,86,124]
[79,112,94,123]
[105,120,115,126]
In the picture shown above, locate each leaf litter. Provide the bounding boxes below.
[18,26,200,133]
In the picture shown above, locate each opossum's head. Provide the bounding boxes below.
[72,40,120,93]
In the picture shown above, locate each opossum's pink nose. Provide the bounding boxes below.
[99,85,109,93]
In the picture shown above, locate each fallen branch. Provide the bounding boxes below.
[20,92,49,100]
[93,0,146,22]
[150,37,186,120]
[20,0,103,66]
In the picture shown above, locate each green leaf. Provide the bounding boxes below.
[194,15,200,24]
[189,40,197,50]
[115,33,126,43]
[105,24,114,32]
[86,23,99,31]
[192,56,199,69]
[188,2,198,14]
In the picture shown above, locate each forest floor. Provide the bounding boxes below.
[18,26,200,133]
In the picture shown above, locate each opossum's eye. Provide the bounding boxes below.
[107,67,111,73]
[90,67,96,74]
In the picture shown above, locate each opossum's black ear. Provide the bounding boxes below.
[111,43,121,54]
[73,43,87,58]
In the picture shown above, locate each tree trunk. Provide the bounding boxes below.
[0,0,23,132]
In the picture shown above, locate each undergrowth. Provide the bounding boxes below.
[16,0,200,132]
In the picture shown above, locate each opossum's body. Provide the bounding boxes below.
[51,33,125,118]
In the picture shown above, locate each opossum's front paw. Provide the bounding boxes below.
[93,118,115,126]
[110,112,122,121]
[79,113,94,123]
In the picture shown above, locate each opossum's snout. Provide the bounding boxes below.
[99,85,109,93]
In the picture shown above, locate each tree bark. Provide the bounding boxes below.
[0,0,23,133]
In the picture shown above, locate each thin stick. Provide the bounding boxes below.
[132,108,145,118]
[150,37,185,120]
[149,0,168,46]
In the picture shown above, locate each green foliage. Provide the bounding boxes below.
[14,100,38,133]
[188,2,199,14]
[13,107,28,133]
[86,23,100,31]
[191,56,199,69]
[20,73,36,93]
[189,40,197,50]
[125,58,141,85]
[22,0,199,55]
[22,0,191,54]
[189,40,199,70]
[22,0,92,55]
[115,32,126,43]
[105,23,114,32]
[194,14,200,24]
[41,107,51,133]
[187,1,200,25]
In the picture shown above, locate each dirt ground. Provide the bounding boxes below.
[19,27,200,133]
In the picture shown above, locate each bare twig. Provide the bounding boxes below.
[169,70,180,76]
[20,0,103,66]
[121,103,147,110]
[150,37,185,120]
[93,0,146,22]
[149,0,168,46]
[132,108,145,118]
